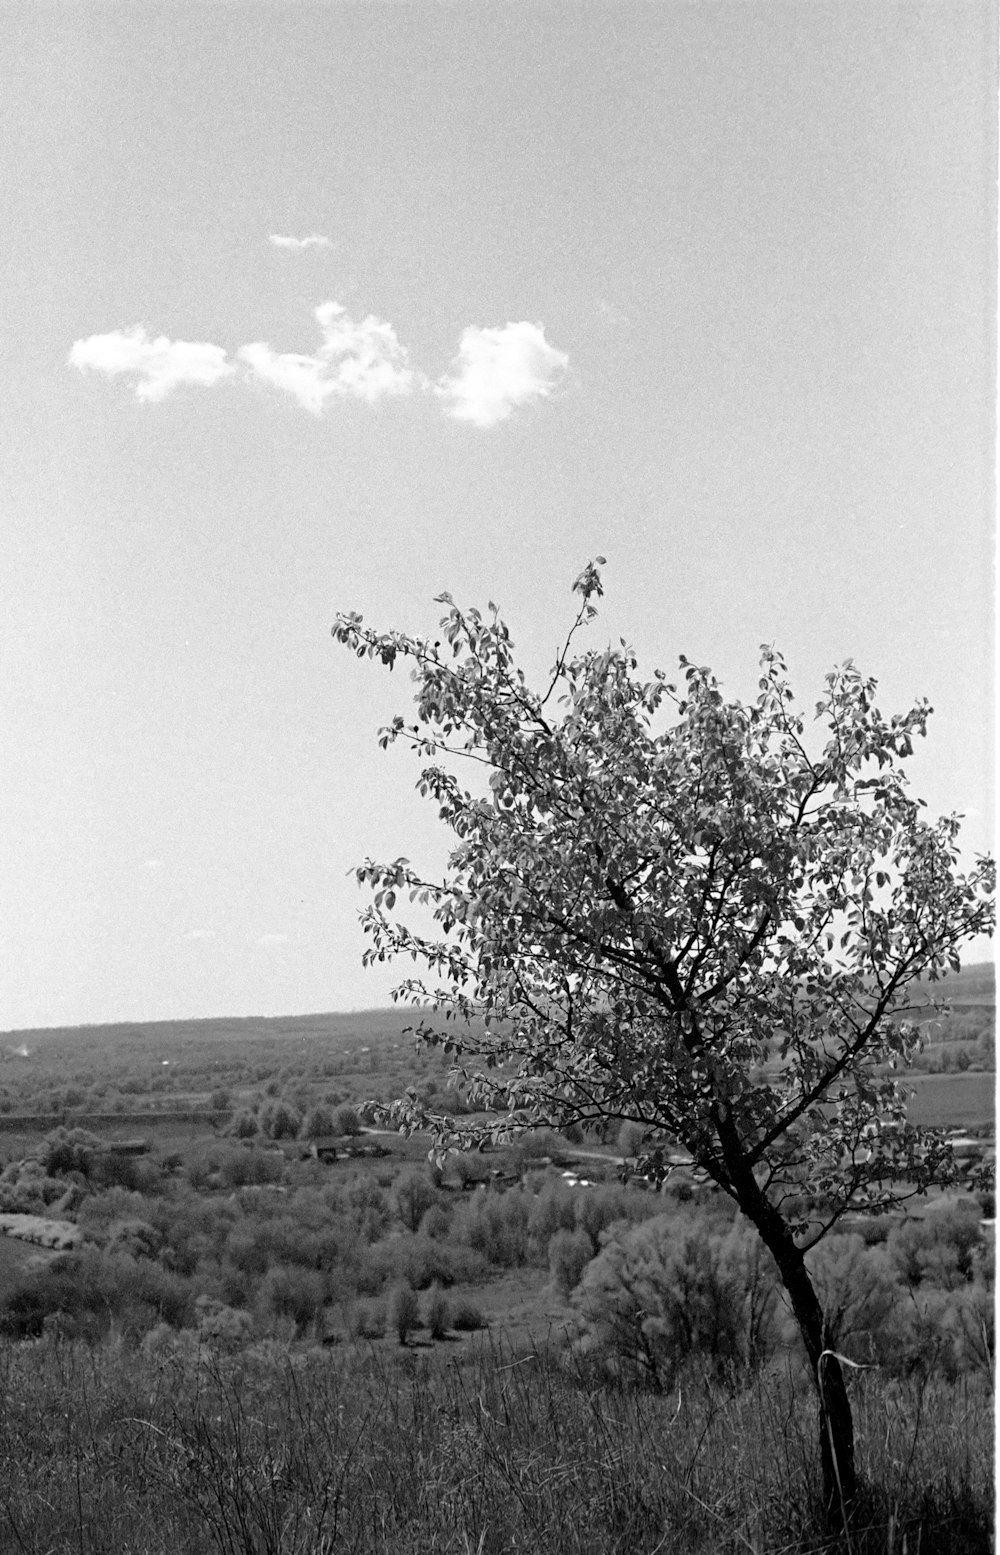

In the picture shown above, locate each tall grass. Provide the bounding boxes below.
[0,1331,992,1554]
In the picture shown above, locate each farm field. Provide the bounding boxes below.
[907,1071,996,1130]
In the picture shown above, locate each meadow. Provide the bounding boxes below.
[0,965,993,1553]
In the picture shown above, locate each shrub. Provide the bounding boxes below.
[458,1187,530,1267]
[527,1179,577,1258]
[194,1296,253,1351]
[393,1167,438,1234]
[450,1299,486,1332]
[423,1283,450,1339]
[300,1104,335,1140]
[106,1218,163,1261]
[549,1227,593,1298]
[889,1202,985,1290]
[333,1103,362,1137]
[258,1100,301,1140]
[365,1232,482,1292]
[805,1235,909,1372]
[218,1145,286,1189]
[418,1201,452,1240]
[570,1213,779,1390]
[39,1127,101,1178]
[388,1281,419,1345]
[257,1265,325,1336]
[228,1109,259,1139]
[349,1298,385,1339]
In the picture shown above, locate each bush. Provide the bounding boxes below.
[300,1104,335,1140]
[450,1299,486,1332]
[549,1227,593,1298]
[218,1145,286,1189]
[527,1179,577,1258]
[393,1167,438,1234]
[194,1296,253,1351]
[106,1218,163,1261]
[804,1235,909,1372]
[364,1232,483,1292]
[889,1203,985,1291]
[228,1109,259,1139]
[422,1283,450,1339]
[388,1281,419,1345]
[570,1213,779,1390]
[418,1202,452,1240]
[257,1265,325,1336]
[349,1298,385,1339]
[458,1187,530,1267]
[39,1127,101,1179]
[333,1103,362,1137]
[258,1100,301,1140]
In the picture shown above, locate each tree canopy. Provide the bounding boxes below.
[333,560,994,1509]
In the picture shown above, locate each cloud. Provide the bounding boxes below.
[269,233,334,251]
[68,328,236,403]
[257,932,288,947]
[70,306,569,426]
[144,858,164,871]
[181,928,215,941]
[238,302,420,414]
[437,321,569,427]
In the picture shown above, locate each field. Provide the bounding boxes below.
[907,1072,996,1130]
[0,967,993,1553]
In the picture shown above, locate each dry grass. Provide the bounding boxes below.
[0,1330,991,1555]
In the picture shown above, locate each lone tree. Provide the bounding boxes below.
[333,561,993,1513]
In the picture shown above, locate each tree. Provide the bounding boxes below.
[392,1166,438,1234]
[332,561,994,1513]
[300,1103,335,1140]
[258,1100,301,1141]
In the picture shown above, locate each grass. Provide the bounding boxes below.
[906,1074,995,1130]
[0,1331,992,1555]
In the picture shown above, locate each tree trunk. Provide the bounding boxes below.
[708,1108,857,1511]
[766,1230,857,1513]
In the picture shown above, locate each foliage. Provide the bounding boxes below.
[392,1165,438,1233]
[333,1103,362,1136]
[570,1212,781,1389]
[387,1280,419,1345]
[422,1281,450,1339]
[228,1107,259,1138]
[258,1099,302,1141]
[335,564,992,1222]
[548,1226,593,1297]
[300,1103,335,1139]
[333,562,994,1507]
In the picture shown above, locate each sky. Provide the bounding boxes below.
[1,1,995,1033]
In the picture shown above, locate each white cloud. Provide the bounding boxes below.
[144,858,164,871]
[257,932,288,947]
[269,233,334,251]
[182,928,215,941]
[68,328,236,403]
[69,307,569,427]
[437,321,569,428]
[238,301,420,414]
